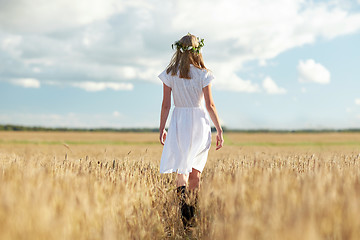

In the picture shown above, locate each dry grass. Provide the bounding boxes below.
[1,132,360,239]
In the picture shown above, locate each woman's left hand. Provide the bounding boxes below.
[159,129,167,145]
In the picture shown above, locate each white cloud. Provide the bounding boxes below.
[0,0,128,33]
[355,98,360,105]
[32,67,42,73]
[0,0,360,92]
[113,111,121,117]
[297,59,331,84]
[262,77,287,94]
[301,87,307,93]
[214,76,260,93]
[212,65,260,92]
[1,35,22,58]
[43,81,61,86]
[10,78,40,88]
[173,0,360,61]
[258,59,267,67]
[71,82,133,92]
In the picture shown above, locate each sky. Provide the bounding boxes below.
[1,0,360,130]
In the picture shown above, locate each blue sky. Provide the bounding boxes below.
[1,0,360,129]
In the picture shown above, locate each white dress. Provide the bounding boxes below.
[158,64,214,174]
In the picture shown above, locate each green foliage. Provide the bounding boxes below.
[171,35,205,54]
[1,124,360,133]
[0,124,158,132]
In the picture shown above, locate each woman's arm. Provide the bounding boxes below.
[159,83,172,145]
[203,83,224,150]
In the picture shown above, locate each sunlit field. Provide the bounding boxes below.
[1,131,360,239]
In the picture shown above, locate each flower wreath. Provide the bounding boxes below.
[171,35,205,54]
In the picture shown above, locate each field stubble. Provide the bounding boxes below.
[1,132,360,239]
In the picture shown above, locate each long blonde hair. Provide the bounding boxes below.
[166,34,207,79]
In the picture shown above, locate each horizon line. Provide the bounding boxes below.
[1,124,360,133]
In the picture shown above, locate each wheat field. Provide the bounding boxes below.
[1,131,360,239]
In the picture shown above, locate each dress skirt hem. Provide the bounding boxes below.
[159,106,211,175]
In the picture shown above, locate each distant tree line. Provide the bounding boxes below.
[1,124,360,133]
[0,124,159,132]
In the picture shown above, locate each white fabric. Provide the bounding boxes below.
[158,65,214,174]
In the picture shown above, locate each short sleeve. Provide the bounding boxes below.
[202,70,214,88]
[158,70,171,88]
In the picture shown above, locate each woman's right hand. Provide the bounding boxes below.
[216,131,224,150]
[160,129,167,145]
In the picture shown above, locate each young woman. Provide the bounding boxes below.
[158,33,223,228]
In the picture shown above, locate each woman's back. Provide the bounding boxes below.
[159,65,214,108]
[158,33,223,229]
